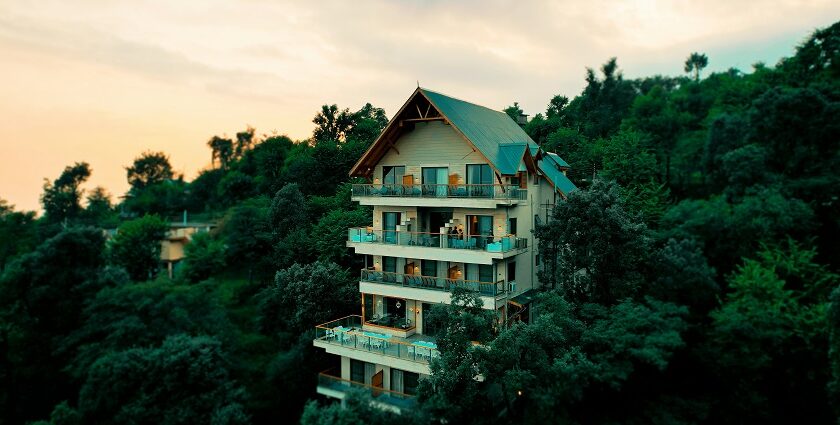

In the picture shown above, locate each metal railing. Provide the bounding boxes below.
[351,184,527,200]
[360,268,506,297]
[317,370,417,409]
[347,227,528,253]
[314,315,440,365]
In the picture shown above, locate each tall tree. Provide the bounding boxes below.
[40,162,91,224]
[125,151,174,191]
[684,52,709,81]
[108,215,168,281]
[207,136,234,169]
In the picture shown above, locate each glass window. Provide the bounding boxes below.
[507,261,516,282]
[382,256,397,273]
[479,265,493,282]
[422,167,448,197]
[508,218,517,235]
[383,166,405,185]
[421,260,437,277]
[403,371,420,396]
[350,359,366,384]
[466,164,493,184]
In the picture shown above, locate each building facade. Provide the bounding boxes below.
[312,88,576,412]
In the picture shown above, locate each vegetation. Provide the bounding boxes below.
[0,21,838,425]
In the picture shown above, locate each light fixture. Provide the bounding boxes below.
[374,178,380,184]
[396,301,402,309]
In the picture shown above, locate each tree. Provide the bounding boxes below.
[180,232,226,283]
[684,52,709,81]
[256,261,356,335]
[534,179,652,305]
[109,215,168,281]
[208,136,234,169]
[268,184,309,239]
[503,102,525,123]
[312,104,354,144]
[41,162,91,224]
[77,334,249,425]
[219,197,272,282]
[310,208,369,268]
[0,200,37,272]
[234,126,255,159]
[83,187,117,227]
[126,151,174,191]
[300,390,410,425]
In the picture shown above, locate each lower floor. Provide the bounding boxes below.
[316,356,425,413]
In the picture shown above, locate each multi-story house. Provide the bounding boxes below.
[312,87,577,412]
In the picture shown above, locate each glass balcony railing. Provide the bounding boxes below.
[360,268,506,297]
[351,184,526,200]
[317,370,417,410]
[347,228,528,253]
[314,316,440,365]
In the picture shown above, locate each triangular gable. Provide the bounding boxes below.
[349,87,540,178]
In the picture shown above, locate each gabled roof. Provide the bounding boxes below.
[538,159,577,196]
[349,87,539,177]
[546,152,570,169]
[421,88,539,175]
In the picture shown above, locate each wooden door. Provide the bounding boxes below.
[371,370,384,397]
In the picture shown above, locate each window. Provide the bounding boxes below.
[533,172,540,185]
[421,260,437,277]
[422,167,448,196]
[382,256,397,273]
[391,369,420,395]
[466,164,493,197]
[507,261,516,282]
[479,264,493,282]
[382,212,399,244]
[382,166,405,185]
[351,359,366,384]
[508,218,517,235]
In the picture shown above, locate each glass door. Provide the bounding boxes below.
[466,164,493,197]
[467,215,493,249]
[422,167,448,197]
[382,212,399,244]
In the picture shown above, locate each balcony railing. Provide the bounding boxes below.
[314,315,440,365]
[351,184,526,200]
[360,268,506,297]
[347,228,528,253]
[318,370,416,410]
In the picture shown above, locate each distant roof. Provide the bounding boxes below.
[421,88,539,175]
[538,159,577,196]
[546,152,570,169]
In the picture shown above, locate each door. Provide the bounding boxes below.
[382,212,399,244]
[371,370,384,397]
[466,164,493,197]
[467,215,493,249]
[422,167,448,197]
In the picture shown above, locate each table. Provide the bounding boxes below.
[362,331,391,349]
[411,341,438,360]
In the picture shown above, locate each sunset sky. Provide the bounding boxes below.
[1,0,838,212]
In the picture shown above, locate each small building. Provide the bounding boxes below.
[160,221,215,278]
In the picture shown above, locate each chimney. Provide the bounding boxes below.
[517,113,529,126]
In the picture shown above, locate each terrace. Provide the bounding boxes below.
[351,183,526,200]
[348,228,527,253]
[317,370,416,412]
[313,315,439,366]
[359,268,506,297]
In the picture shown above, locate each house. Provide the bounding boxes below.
[311,87,576,412]
[160,220,215,279]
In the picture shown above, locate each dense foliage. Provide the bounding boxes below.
[0,21,838,425]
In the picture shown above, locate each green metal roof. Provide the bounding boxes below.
[546,152,570,169]
[509,289,538,307]
[538,159,577,196]
[421,88,539,175]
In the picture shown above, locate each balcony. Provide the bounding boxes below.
[360,268,505,297]
[313,316,440,372]
[317,371,416,412]
[351,184,526,208]
[347,227,527,264]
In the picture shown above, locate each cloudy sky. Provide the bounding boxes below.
[1,0,838,212]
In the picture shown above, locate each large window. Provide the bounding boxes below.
[382,212,399,244]
[382,166,405,185]
[421,260,437,277]
[351,359,369,384]
[422,167,448,197]
[466,164,493,197]
[391,369,420,395]
[466,215,493,248]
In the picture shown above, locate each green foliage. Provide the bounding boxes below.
[125,151,175,191]
[0,199,37,272]
[256,261,355,335]
[300,390,409,425]
[109,214,168,281]
[268,184,308,239]
[181,232,227,283]
[219,197,272,281]
[310,208,369,267]
[77,334,249,425]
[535,179,652,305]
[40,162,91,224]
[684,52,709,81]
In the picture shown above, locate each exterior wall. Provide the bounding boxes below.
[374,121,489,184]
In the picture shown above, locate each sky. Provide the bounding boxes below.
[1,1,838,212]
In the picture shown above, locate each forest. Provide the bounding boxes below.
[0,21,838,425]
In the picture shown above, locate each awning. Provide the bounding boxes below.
[508,289,538,308]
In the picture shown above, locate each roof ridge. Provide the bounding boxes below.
[420,87,509,116]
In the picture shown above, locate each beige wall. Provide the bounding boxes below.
[374,121,490,184]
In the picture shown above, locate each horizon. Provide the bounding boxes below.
[1,1,839,212]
